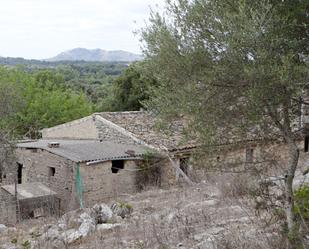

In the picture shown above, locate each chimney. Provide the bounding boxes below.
[48,142,60,148]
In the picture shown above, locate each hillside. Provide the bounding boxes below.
[46,48,143,62]
[0,182,266,249]
[2,175,305,249]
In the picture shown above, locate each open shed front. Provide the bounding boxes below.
[1,182,60,220]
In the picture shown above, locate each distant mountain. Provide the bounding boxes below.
[46,48,143,62]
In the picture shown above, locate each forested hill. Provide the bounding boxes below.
[0,56,129,70]
[46,48,142,62]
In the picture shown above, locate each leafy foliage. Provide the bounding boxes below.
[0,67,93,138]
[294,185,309,220]
[140,0,309,246]
[0,59,128,107]
[101,62,157,111]
[141,0,309,145]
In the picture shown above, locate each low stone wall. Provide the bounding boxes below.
[0,189,16,225]
[19,196,60,219]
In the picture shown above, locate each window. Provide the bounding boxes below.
[48,167,56,177]
[305,136,309,152]
[111,160,124,173]
[26,148,37,153]
[245,148,254,163]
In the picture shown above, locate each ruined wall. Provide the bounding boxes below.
[41,116,98,139]
[19,196,60,219]
[192,139,309,177]
[80,160,140,206]
[16,149,77,212]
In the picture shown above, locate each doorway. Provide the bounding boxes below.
[17,163,23,184]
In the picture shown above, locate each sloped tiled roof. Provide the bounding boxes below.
[99,111,196,151]
[17,139,148,163]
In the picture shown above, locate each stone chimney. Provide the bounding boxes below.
[48,142,60,148]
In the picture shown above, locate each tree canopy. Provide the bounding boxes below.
[0,67,93,138]
[100,62,157,111]
[141,0,309,247]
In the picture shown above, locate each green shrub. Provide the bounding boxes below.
[11,238,17,244]
[294,185,309,220]
[22,240,31,249]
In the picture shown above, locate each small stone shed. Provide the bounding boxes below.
[0,182,58,224]
[16,139,149,212]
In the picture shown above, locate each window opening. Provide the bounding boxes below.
[111,160,124,173]
[48,167,56,177]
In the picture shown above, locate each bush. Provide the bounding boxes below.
[294,185,309,220]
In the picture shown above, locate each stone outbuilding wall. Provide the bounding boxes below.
[15,148,152,212]
[80,160,140,206]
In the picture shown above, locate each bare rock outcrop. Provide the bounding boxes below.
[41,203,116,247]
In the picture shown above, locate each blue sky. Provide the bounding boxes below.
[0,0,165,59]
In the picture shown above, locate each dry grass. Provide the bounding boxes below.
[1,173,292,249]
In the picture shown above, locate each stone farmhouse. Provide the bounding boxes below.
[13,111,196,213]
[2,111,308,222]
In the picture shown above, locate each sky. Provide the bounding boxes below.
[0,0,165,59]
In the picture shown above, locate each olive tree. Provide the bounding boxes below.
[141,0,309,247]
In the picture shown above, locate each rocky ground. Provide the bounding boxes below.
[0,175,307,249]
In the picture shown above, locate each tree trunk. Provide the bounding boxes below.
[285,142,303,249]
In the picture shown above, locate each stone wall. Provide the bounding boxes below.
[80,160,140,206]
[15,149,150,212]
[16,149,77,212]
[41,116,98,139]
[190,139,309,178]
[0,189,16,225]
[19,196,60,219]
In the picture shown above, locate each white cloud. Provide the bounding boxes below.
[0,0,165,59]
